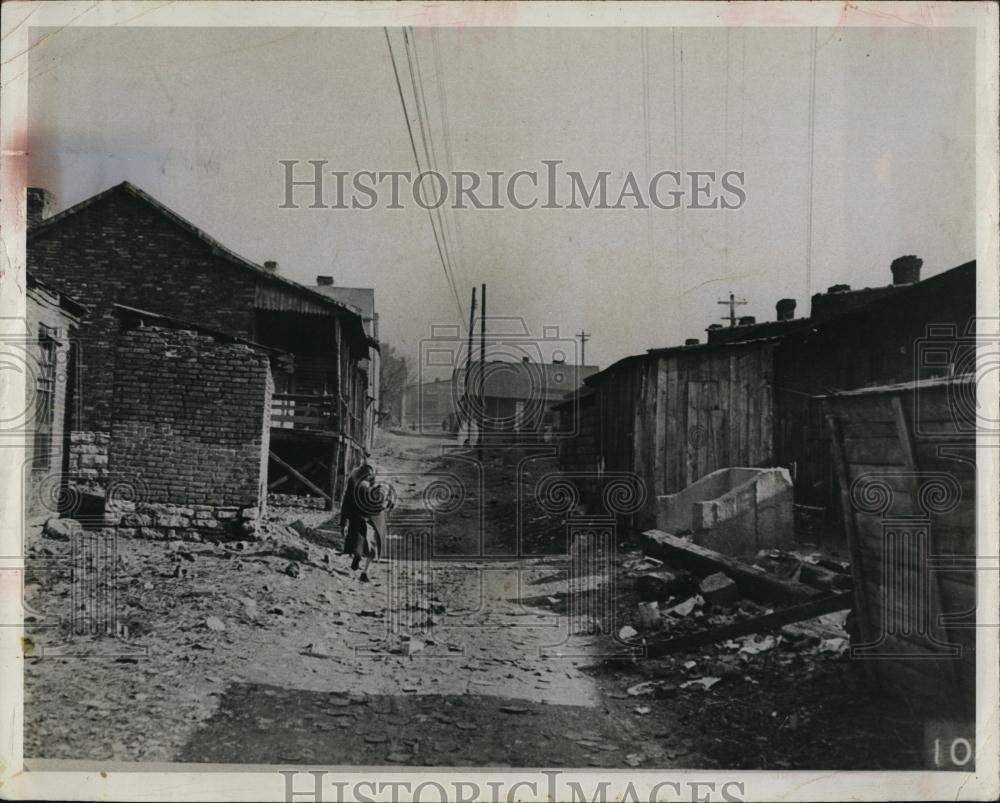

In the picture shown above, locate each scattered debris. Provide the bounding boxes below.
[699,572,740,607]
[639,530,822,603]
[636,601,661,631]
[43,518,80,541]
[680,676,722,691]
[665,595,704,618]
[634,569,697,601]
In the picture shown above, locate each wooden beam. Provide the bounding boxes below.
[268,450,332,503]
[329,440,341,511]
[638,529,822,603]
[645,590,854,657]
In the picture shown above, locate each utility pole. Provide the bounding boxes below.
[576,330,590,366]
[478,283,486,460]
[717,291,748,328]
[464,287,476,424]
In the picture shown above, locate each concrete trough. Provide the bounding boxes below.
[655,467,793,554]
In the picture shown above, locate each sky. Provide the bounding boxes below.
[27,25,976,374]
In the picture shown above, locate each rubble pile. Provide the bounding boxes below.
[589,546,924,769]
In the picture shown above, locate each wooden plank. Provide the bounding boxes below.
[639,529,822,603]
[646,591,854,657]
[329,440,341,511]
[824,409,878,658]
[268,449,332,502]
[654,357,667,497]
[842,436,906,465]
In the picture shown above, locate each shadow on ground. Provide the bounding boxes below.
[178,683,640,767]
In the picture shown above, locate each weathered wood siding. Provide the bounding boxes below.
[588,341,775,528]
[824,378,975,715]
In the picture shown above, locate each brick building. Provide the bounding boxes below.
[27,182,376,508]
[105,307,273,538]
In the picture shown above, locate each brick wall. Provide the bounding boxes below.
[28,188,259,434]
[108,325,271,513]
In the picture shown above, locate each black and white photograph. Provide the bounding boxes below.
[0,2,997,801]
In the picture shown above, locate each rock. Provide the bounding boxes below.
[283,562,301,578]
[386,752,412,763]
[618,625,639,641]
[43,517,80,541]
[699,572,740,607]
[277,543,310,563]
[204,616,226,632]
[364,734,388,744]
[625,753,644,767]
[401,637,425,656]
[634,569,698,601]
[499,705,528,714]
[633,706,652,716]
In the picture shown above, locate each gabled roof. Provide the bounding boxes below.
[26,271,88,318]
[28,181,365,323]
[313,285,375,320]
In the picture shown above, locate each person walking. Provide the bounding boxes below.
[339,462,390,582]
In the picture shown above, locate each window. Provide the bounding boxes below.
[33,325,57,470]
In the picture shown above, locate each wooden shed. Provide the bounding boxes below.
[559,339,776,528]
[824,375,976,715]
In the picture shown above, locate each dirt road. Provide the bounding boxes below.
[24,431,926,770]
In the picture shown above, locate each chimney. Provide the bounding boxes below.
[738,315,756,326]
[776,298,796,321]
[263,260,278,273]
[316,275,334,286]
[890,255,922,285]
[684,338,699,346]
[827,283,851,294]
[27,187,55,227]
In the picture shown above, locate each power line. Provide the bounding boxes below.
[407,27,464,305]
[401,27,463,319]
[805,27,818,300]
[383,27,466,325]
[430,29,467,298]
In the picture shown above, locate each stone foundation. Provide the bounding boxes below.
[268,493,329,510]
[106,500,261,541]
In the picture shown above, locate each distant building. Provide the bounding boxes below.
[455,359,600,439]
[400,377,459,433]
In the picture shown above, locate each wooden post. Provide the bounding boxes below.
[329,439,342,510]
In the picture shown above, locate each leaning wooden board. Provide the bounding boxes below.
[823,376,976,715]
